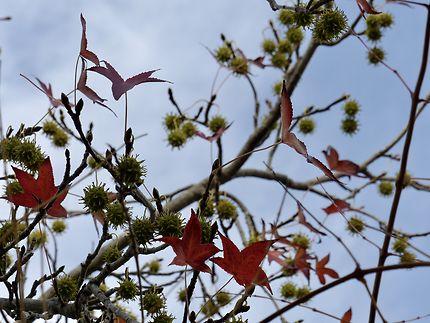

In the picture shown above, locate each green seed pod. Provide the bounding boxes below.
[286,27,304,45]
[52,130,69,147]
[278,9,295,26]
[116,156,146,186]
[292,233,310,249]
[117,277,138,301]
[106,202,129,229]
[341,117,359,135]
[82,183,109,212]
[131,217,155,246]
[1,137,45,172]
[199,218,213,243]
[42,121,59,136]
[229,57,249,75]
[278,39,293,54]
[148,311,175,323]
[346,216,365,234]
[298,118,316,134]
[156,210,183,237]
[295,286,311,298]
[29,230,47,248]
[201,299,218,317]
[366,27,382,42]
[181,121,197,138]
[282,257,297,277]
[378,181,394,196]
[392,237,408,254]
[280,282,297,299]
[163,113,183,131]
[167,129,187,149]
[271,51,288,68]
[262,39,277,54]
[377,12,394,28]
[201,196,215,218]
[56,275,78,303]
[399,251,416,264]
[215,46,233,63]
[0,253,12,272]
[217,199,238,220]
[293,6,314,27]
[148,260,161,274]
[5,181,24,196]
[87,156,103,169]
[368,46,385,65]
[103,245,122,263]
[343,100,360,117]
[178,288,187,302]
[216,291,231,306]
[366,15,380,28]
[143,291,166,315]
[52,220,67,234]
[396,171,412,187]
[312,9,348,43]
[273,81,283,95]
[208,115,228,133]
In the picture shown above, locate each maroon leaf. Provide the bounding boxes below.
[294,247,312,281]
[315,254,339,284]
[195,127,227,142]
[267,250,286,266]
[297,202,326,236]
[80,14,100,66]
[323,146,360,176]
[35,78,63,108]
[341,308,352,323]
[356,0,380,14]
[88,61,168,100]
[322,199,350,215]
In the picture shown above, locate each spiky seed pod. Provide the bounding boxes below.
[262,39,277,54]
[131,218,155,246]
[52,130,69,147]
[0,253,12,272]
[201,299,218,317]
[346,216,365,234]
[87,156,103,169]
[106,202,129,229]
[273,81,283,95]
[366,27,382,42]
[143,291,165,315]
[280,282,297,299]
[366,15,380,28]
[116,156,146,186]
[296,286,311,298]
[278,10,295,26]
[29,230,47,248]
[298,118,316,134]
[167,129,187,149]
[148,311,175,323]
[103,245,122,263]
[56,275,78,303]
[208,115,228,133]
[178,288,187,302]
[199,218,212,243]
[397,171,412,187]
[400,251,416,264]
[392,237,408,254]
[286,27,304,45]
[0,222,27,247]
[82,183,109,212]
[229,57,249,75]
[292,233,310,249]
[215,46,233,63]
[278,39,293,54]
[216,292,231,306]
[368,46,385,64]
[148,260,161,273]
[377,12,394,28]
[216,199,238,220]
[343,100,360,116]
[282,257,297,277]
[51,220,67,234]
[201,196,215,218]
[163,113,183,131]
[181,121,197,138]
[0,137,45,172]
[117,278,138,301]
[378,181,394,196]
[293,6,314,27]
[155,210,183,237]
[312,9,348,43]
[341,117,359,135]
[271,51,288,68]
[42,121,59,136]
[5,181,23,196]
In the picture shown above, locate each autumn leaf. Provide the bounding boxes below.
[294,247,312,281]
[356,0,380,14]
[7,158,68,217]
[323,146,360,176]
[341,308,352,323]
[195,127,229,142]
[322,199,350,215]
[267,249,286,266]
[297,202,326,236]
[158,209,219,273]
[35,78,63,108]
[80,14,100,66]
[88,61,168,100]
[315,254,339,284]
[280,81,341,185]
[211,233,275,293]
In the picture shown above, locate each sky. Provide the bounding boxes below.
[0,0,429,322]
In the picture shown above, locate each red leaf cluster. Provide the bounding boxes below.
[7,158,68,217]
[322,199,350,215]
[323,146,359,176]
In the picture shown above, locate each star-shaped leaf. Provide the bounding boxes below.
[158,209,219,273]
[211,233,275,293]
[315,254,339,284]
[80,14,100,66]
[323,146,359,176]
[7,158,68,217]
[322,199,350,215]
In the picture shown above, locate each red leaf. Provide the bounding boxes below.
[158,209,219,273]
[211,233,275,293]
[267,250,285,266]
[294,247,312,281]
[36,78,63,108]
[322,199,350,215]
[297,202,326,236]
[356,0,380,14]
[7,158,68,217]
[341,308,352,323]
[323,146,359,176]
[195,127,227,142]
[315,254,339,284]
[80,14,100,66]
[88,61,168,100]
